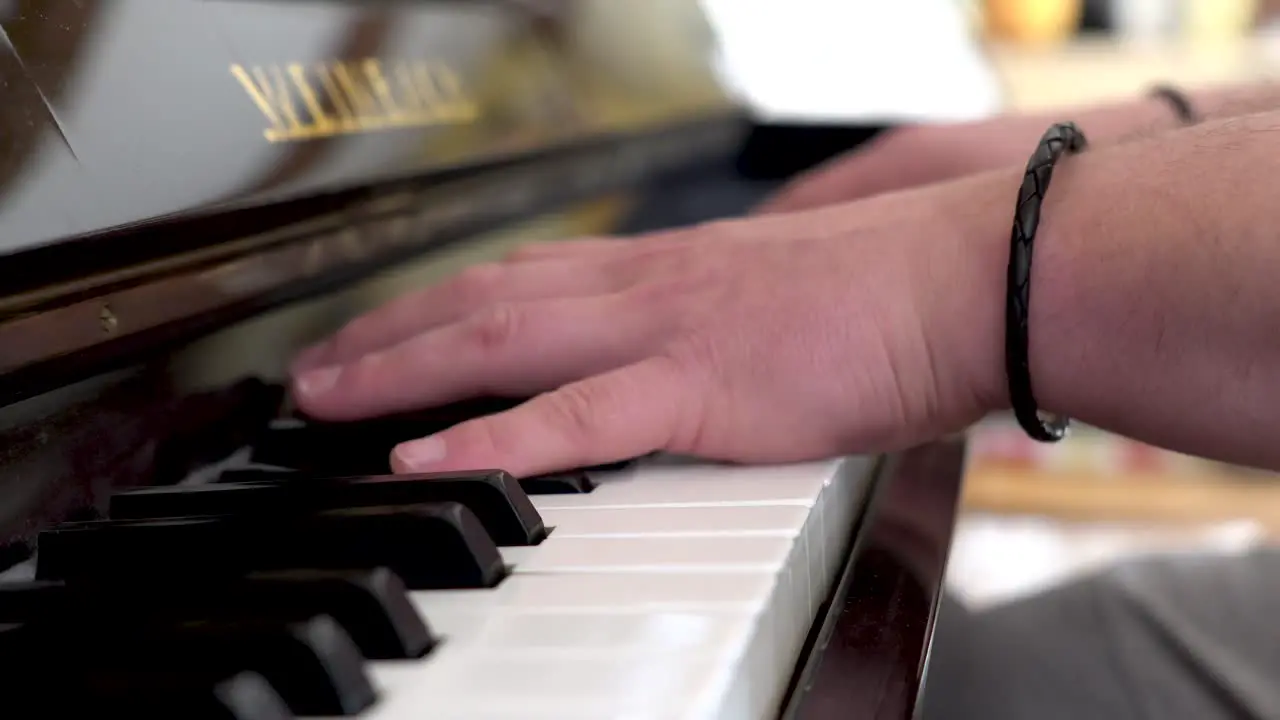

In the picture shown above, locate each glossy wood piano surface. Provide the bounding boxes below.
[0,0,741,403]
[0,2,970,718]
[0,0,731,252]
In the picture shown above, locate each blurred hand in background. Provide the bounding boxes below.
[754,97,1178,214]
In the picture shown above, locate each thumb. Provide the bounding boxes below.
[390,355,695,478]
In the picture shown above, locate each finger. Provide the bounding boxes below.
[753,139,899,215]
[503,237,626,263]
[293,291,661,421]
[390,354,692,478]
[504,229,697,265]
[292,257,624,373]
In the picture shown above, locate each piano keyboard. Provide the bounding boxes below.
[0,425,875,718]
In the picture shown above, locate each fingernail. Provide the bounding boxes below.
[395,436,447,469]
[296,365,341,397]
[291,343,329,373]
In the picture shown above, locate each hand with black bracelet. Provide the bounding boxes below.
[291,109,1280,478]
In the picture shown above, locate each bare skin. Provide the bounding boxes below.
[756,80,1280,214]
[290,109,1280,478]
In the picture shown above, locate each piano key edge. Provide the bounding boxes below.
[776,436,969,720]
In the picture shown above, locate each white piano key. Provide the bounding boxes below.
[409,570,781,644]
[509,535,797,574]
[497,545,538,567]
[415,605,760,654]
[465,610,756,653]
[334,454,879,720]
[395,549,820,716]
[537,504,812,537]
[361,647,736,720]
[536,458,855,509]
[817,454,872,584]
[414,571,780,615]
[362,606,787,718]
[364,611,756,698]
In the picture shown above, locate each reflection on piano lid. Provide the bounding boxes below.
[0,0,734,258]
[0,1,969,718]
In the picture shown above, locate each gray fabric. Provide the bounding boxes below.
[920,548,1280,720]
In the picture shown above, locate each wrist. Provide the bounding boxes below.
[937,135,1113,425]
[966,122,1177,433]
[917,166,1027,422]
[1049,94,1184,144]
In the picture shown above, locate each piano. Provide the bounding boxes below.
[0,1,970,718]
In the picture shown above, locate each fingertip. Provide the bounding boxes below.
[391,435,448,473]
[294,365,341,398]
[291,365,346,420]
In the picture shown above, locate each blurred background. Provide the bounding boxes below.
[928,0,1280,608]
[971,0,1280,109]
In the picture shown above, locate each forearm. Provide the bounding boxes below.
[755,81,1280,216]
[974,111,1280,470]
[1044,80,1280,143]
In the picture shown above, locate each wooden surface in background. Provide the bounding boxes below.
[986,34,1280,111]
[964,466,1280,536]
[962,417,1280,536]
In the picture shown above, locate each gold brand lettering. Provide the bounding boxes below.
[231,58,479,142]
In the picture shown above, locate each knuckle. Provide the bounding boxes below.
[337,350,386,392]
[464,303,522,351]
[460,415,508,459]
[653,349,714,453]
[664,336,716,381]
[545,382,604,442]
[630,257,712,312]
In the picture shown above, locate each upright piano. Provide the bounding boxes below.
[0,1,970,717]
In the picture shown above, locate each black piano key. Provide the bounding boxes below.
[0,568,435,660]
[223,569,436,660]
[57,670,296,720]
[112,469,547,546]
[218,467,303,482]
[151,378,287,484]
[516,455,654,494]
[36,503,506,590]
[250,423,393,475]
[4,615,373,716]
[584,458,641,472]
[519,470,598,495]
[253,397,529,474]
[290,396,529,431]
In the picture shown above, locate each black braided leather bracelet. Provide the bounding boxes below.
[1005,122,1088,442]
[1150,84,1198,126]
